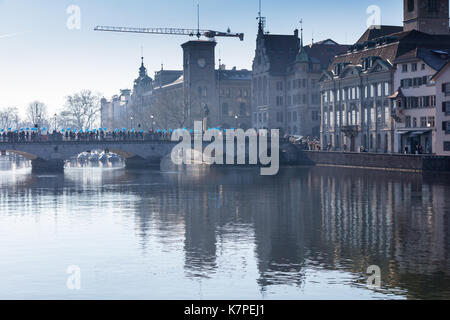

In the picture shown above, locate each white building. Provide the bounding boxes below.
[100,89,132,130]
[390,49,448,154]
[431,61,450,155]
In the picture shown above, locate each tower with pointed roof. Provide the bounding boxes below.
[251,13,348,137]
[296,22,310,64]
[133,56,153,97]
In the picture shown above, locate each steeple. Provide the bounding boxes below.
[296,19,309,63]
[139,56,147,77]
[257,0,265,36]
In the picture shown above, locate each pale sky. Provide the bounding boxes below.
[0,0,404,117]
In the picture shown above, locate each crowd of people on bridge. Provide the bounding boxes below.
[0,128,174,143]
[0,127,286,143]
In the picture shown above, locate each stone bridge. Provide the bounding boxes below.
[0,139,301,172]
[0,140,177,171]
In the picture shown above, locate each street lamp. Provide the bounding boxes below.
[54,113,57,132]
[150,114,155,132]
[130,116,134,129]
[234,114,239,129]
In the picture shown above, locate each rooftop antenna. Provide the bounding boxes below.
[197,4,201,40]
[300,19,303,47]
[257,0,266,34]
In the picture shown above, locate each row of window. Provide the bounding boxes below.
[402,62,426,73]
[323,106,391,128]
[400,76,429,88]
[276,79,318,91]
[323,83,390,103]
[220,87,249,98]
[199,86,249,98]
[405,116,435,128]
[403,96,436,109]
[254,110,320,124]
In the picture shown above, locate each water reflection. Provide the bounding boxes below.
[0,163,449,299]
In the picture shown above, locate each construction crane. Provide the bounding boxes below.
[94,25,244,41]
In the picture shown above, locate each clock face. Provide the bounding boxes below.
[197,58,206,68]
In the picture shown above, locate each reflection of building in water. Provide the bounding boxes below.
[316,168,450,298]
[125,167,450,298]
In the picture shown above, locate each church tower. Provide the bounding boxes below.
[182,40,217,127]
[404,0,450,35]
[133,57,153,97]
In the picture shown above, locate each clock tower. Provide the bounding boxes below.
[182,40,218,127]
[404,0,450,35]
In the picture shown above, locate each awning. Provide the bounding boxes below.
[397,130,431,137]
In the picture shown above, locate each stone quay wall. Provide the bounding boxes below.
[297,151,450,173]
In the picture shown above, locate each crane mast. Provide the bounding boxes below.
[94,26,244,41]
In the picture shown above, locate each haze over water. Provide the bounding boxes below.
[0,160,449,299]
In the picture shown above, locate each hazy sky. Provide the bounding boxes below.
[0,0,403,116]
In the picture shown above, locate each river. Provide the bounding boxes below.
[0,159,449,299]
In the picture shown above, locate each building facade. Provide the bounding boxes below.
[320,0,450,154]
[100,89,132,130]
[101,41,251,131]
[251,22,348,137]
[433,61,450,155]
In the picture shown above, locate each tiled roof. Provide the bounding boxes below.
[396,47,450,70]
[356,26,404,44]
[329,30,450,72]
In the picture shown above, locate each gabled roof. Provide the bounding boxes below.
[431,60,450,80]
[395,47,450,71]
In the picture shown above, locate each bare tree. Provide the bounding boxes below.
[153,88,188,129]
[26,101,48,128]
[0,107,20,129]
[62,90,101,129]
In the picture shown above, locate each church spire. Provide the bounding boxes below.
[257,0,264,36]
[139,56,147,77]
[300,19,303,47]
[296,19,310,63]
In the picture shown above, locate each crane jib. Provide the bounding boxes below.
[94,26,244,41]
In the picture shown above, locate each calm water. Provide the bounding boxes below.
[0,159,449,300]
